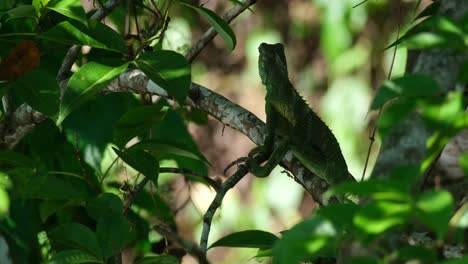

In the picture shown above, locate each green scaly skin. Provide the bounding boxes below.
[248,43,354,187]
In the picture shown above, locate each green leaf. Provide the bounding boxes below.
[39,199,80,222]
[133,190,174,224]
[415,190,454,239]
[377,99,416,139]
[86,193,123,221]
[38,174,93,200]
[113,148,159,186]
[130,140,210,165]
[96,210,132,258]
[135,51,191,104]
[316,203,359,230]
[48,222,102,259]
[209,230,278,250]
[387,15,465,50]
[460,152,468,177]
[134,255,179,264]
[0,151,35,168]
[439,257,468,264]
[370,74,439,110]
[40,20,126,53]
[4,5,37,22]
[58,62,129,125]
[273,216,337,264]
[451,203,468,229]
[47,249,102,264]
[180,2,236,50]
[114,104,168,147]
[421,92,465,131]
[13,69,60,119]
[353,200,411,236]
[151,110,208,175]
[396,245,437,263]
[45,0,87,26]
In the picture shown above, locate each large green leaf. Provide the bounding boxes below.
[370,74,439,110]
[86,193,123,221]
[13,69,60,119]
[209,230,279,250]
[421,92,465,131]
[47,249,102,264]
[135,51,191,104]
[45,0,87,26]
[58,62,129,125]
[3,5,37,22]
[387,15,465,50]
[96,210,132,258]
[40,20,126,53]
[37,174,93,200]
[48,222,102,259]
[460,152,468,177]
[113,148,160,186]
[150,110,208,176]
[0,151,35,168]
[180,2,236,50]
[353,200,411,237]
[113,104,169,147]
[273,216,338,264]
[415,190,454,239]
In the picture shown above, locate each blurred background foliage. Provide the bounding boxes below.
[0,0,435,263]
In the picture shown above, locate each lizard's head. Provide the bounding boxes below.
[258,43,289,86]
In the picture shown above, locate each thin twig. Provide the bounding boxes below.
[153,224,210,264]
[361,2,402,182]
[185,0,258,63]
[200,164,250,253]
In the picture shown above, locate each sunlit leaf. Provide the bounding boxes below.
[354,200,411,236]
[45,0,87,26]
[273,216,337,264]
[370,74,439,110]
[415,190,453,239]
[209,230,278,250]
[58,62,129,125]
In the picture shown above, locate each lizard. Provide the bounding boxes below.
[244,42,355,188]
